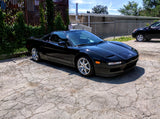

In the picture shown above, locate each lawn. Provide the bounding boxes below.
[105,36,135,42]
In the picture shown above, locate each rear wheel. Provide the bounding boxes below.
[31,48,40,62]
[136,34,146,42]
[77,56,94,76]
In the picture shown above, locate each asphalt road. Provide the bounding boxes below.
[0,39,160,119]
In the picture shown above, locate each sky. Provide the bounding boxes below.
[69,0,143,15]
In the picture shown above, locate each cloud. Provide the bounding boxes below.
[108,2,118,12]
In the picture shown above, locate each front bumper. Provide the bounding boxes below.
[94,56,138,77]
[132,32,137,38]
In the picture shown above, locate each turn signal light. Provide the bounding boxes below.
[95,61,101,64]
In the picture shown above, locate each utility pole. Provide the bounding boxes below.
[76,3,78,23]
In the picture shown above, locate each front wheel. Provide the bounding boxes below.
[136,34,146,42]
[31,48,40,62]
[77,57,94,76]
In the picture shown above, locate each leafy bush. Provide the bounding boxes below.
[0,9,6,43]
[54,13,66,31]
[39,2,46,35]
[14,12,26,46]
[46,0,54,32]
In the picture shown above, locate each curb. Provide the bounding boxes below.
[0,52,30,60]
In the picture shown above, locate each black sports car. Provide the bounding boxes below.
[26,30,139,77]
[132,22,160,42]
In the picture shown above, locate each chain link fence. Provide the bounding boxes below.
[79,20,154,39]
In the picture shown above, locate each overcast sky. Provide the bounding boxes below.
[69,0,143,15]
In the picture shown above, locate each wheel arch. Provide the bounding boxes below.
[74,53,94,68]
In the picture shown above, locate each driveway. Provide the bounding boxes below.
[0,39,160,119]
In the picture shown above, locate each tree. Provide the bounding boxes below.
[46,0,54,32]
[14,12,26,46]
[39,2,46,35]
[118,1,141,16]
[0,9,6,43]
[92,5,108,14]
[142,0,160,17]
[54,13,66,31]
[4,0,24,25]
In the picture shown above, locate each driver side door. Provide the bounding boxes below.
[45,34,76,66]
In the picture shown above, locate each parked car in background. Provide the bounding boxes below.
[26,30,139,77]
[132,22,160,42]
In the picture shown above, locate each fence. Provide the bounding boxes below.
[69,14,160,38]
[79,20,154,39]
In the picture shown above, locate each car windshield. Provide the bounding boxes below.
[150,22,160,28]
[66,30,104,46]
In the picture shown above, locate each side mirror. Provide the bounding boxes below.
[58,41,67,48]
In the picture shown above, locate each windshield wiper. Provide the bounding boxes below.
[97,41,104,44]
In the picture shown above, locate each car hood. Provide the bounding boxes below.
[137,27,149,31]
[80,41,138,61]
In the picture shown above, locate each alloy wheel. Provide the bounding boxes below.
[136,34,145,42]
[31,48,39,61]
[77,57,91,76]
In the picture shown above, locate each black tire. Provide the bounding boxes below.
[76,56,94,76]
[31,48,40,62]
[146,38,151,41]
[136,34,146,42]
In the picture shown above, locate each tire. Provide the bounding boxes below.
[77,56,94,76]
[146,38,151,41]
[136,34,146,42]
[31,48,40,62]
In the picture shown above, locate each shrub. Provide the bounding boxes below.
[14,12,26,47]
[39,2,46,35]
[46,0,54,32]
[65,9,70,30]
[0,9,6,43]
[54,13,66,31]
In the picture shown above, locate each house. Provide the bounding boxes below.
[24,0,69,25]
[0,0,23,10]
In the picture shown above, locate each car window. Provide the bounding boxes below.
[150,22,160,28]
[54,31,67,39]
[50,35,62,44]
[67,30,103,46]
[42,34,50,41]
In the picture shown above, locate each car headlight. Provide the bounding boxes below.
[108,61,122,66]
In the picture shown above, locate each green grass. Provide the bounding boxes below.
[13,47,28,54]
[107,36,135,42]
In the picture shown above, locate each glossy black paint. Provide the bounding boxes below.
[132,22,160,40]
[27,30,139,77]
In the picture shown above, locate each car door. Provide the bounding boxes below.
[149,22,160,38]
[44,34,77,66]
[38,34,51,60]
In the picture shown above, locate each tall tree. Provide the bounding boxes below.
[46,0,54,32]
[0,9,6,43]
[119,1,141,16]
[39,1,46,35]
[92,5,108,14]
[142,0,160,17]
